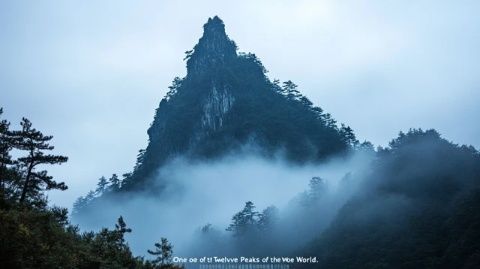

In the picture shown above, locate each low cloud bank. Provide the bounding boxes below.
[73,151,373,256]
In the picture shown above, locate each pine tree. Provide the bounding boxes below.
[323,113,338,129]
[226,201,260,237]
[109,174,120,191]
[340,124,358,147]
[115,216,132,246]
[282,80,301,100]
[147,238,173,267]
[134,149,146,172]
[299,96,313,107]
[165,77,183,101]
[12,118,68,204]
[95,176,108,195]
[272,79,282,93]
[183,50,193,61]
[72,195,88,215]
[85,190,96,202]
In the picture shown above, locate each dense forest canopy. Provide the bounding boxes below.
[300,129,480,269]
[0,109,183,268]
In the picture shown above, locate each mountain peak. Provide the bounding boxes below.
[186,16,237,75]
[119,16,354,190]
[203,16,225,34]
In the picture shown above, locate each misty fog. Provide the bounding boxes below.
[73,150,373,257]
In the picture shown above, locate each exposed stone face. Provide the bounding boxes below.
[201,85,235,131]
[186,16,237,75]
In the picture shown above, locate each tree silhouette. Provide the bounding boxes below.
[12,118,68,204]
[340,124,358,147]
[282,80,301,100]
[148,238,174,267]
[95,176,108,195]
[226,201,260,237]
[109,174,121,191]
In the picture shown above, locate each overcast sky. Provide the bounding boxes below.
[1,0,479,208]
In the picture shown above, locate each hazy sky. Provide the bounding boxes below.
[1,0,479,208]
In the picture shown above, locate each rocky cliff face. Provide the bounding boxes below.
[120,16,353,190]
[201,85,235,131]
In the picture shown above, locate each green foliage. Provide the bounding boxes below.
[0,112,68,208]
[0,207,166,268]
[0,206,83,268]
[9,118,68,204]
[84,216,138,268]
[147,238,177,268]
[226,201,260,237]
[340,124,358,147]
[223,201,282,256]
[301,129,480,269]
[0,109,181,269]
[225,201,279,238]
[109,174,121,191]
[96,176,108,194]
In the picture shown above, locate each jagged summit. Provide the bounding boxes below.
[119,17,356,190]
[203,16,227,36]
[186,16,237,75]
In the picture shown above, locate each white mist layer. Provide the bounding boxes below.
[74,152,371,256]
